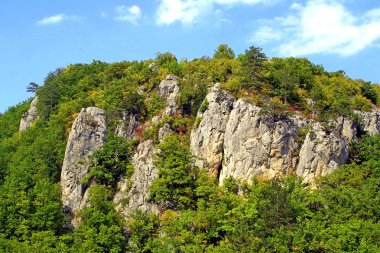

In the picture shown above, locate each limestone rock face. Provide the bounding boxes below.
[61,107,107,227]
[115,113,139,139]
[113,75,181,219]
[220,100,299,183]
[158,123,172,141]
[19,97,39,131]
[190,88,368,185]
[113,140,159,218]
[159,74,180,116]
[190,88,236,176]
[357,108,380,135]
[296,121,352,184]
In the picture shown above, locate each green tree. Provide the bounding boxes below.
[149,134,197,210]
[239,46,267,89]
[213,44,235,60]
[85,136,138,189]
[26,82,40,93]
[361,81,377,105]
[73,185,127,252]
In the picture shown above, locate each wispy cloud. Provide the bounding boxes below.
[115,5,142,25]
[37,14,83,25]
[37,14,65,25]
[155,0,279,25]
[249,0,380,56]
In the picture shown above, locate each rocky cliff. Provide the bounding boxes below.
[113,75,180,217]
[59,77,380,226]
[114,140,159,218]
[19,97,39,131]
[191,87,380,185]
[61,107,107,227]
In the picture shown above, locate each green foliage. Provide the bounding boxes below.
[1,46,380,251]
[198,99,209,113]
[85,136,138,188]
[149,134,198,209]
[126,210,159,253]
[266,57,316,103]
[361,81,378,105]
[26,82,40,93]
[178,77,208,116]
[73,185,127,252]
[213,44,235,60]
[0,100,30,140]
[155,52,182,76]
[144,92,166,119]
[239,46,268,89]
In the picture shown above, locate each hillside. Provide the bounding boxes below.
[1,45,380,252]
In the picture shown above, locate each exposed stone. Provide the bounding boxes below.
[114,140,159,218]
[159,74,180,116]
[158,123,172,141]
[296,121,351,184]
[357,108,380,135]
[115,113,139,140]
[113,75,182,219]
[61,107,107,228]
[190,88,367,185]
[220,100,299,183]
[335,117,357,140]
[19,97,39,131]
[190,88,236,176]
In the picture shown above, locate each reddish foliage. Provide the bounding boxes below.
[135,125,145,139]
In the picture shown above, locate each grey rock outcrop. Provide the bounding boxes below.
[357,108,380,135]
[113,75,181,218]
[190,87,368,185]
[296,119,354,184]
[115,113,139,139]
[19,97,39,131]
[190,87,235,176]
[61,107,107,227]
[158,123,172,141]
[113,140,159,218]
[159,74,180,116]
[220,100,299,183]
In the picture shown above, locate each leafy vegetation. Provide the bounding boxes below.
[0,45,379,251]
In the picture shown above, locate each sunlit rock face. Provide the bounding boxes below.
[19,97,39,131]
[113,139,159,218]
[61,107,107,228]
[357,108,380,135]
[190,87,372,185]
[190,87,236,177]
[113,75,181,219]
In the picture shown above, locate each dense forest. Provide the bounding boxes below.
[0,45,380,252]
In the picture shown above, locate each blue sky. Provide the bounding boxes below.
[1,0,380,112]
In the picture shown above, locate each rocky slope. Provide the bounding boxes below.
[113,139,159,218]
[113,75,180,218]
[191,87,380,185]
[49,75,380,225]
[60,107,107,227]
[19,97,39,131]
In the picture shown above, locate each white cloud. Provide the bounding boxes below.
[37,14,65,25]
[249,0,380,56]
[115,5,142,25]
[37,14,83,25]
[156,0,278,25]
